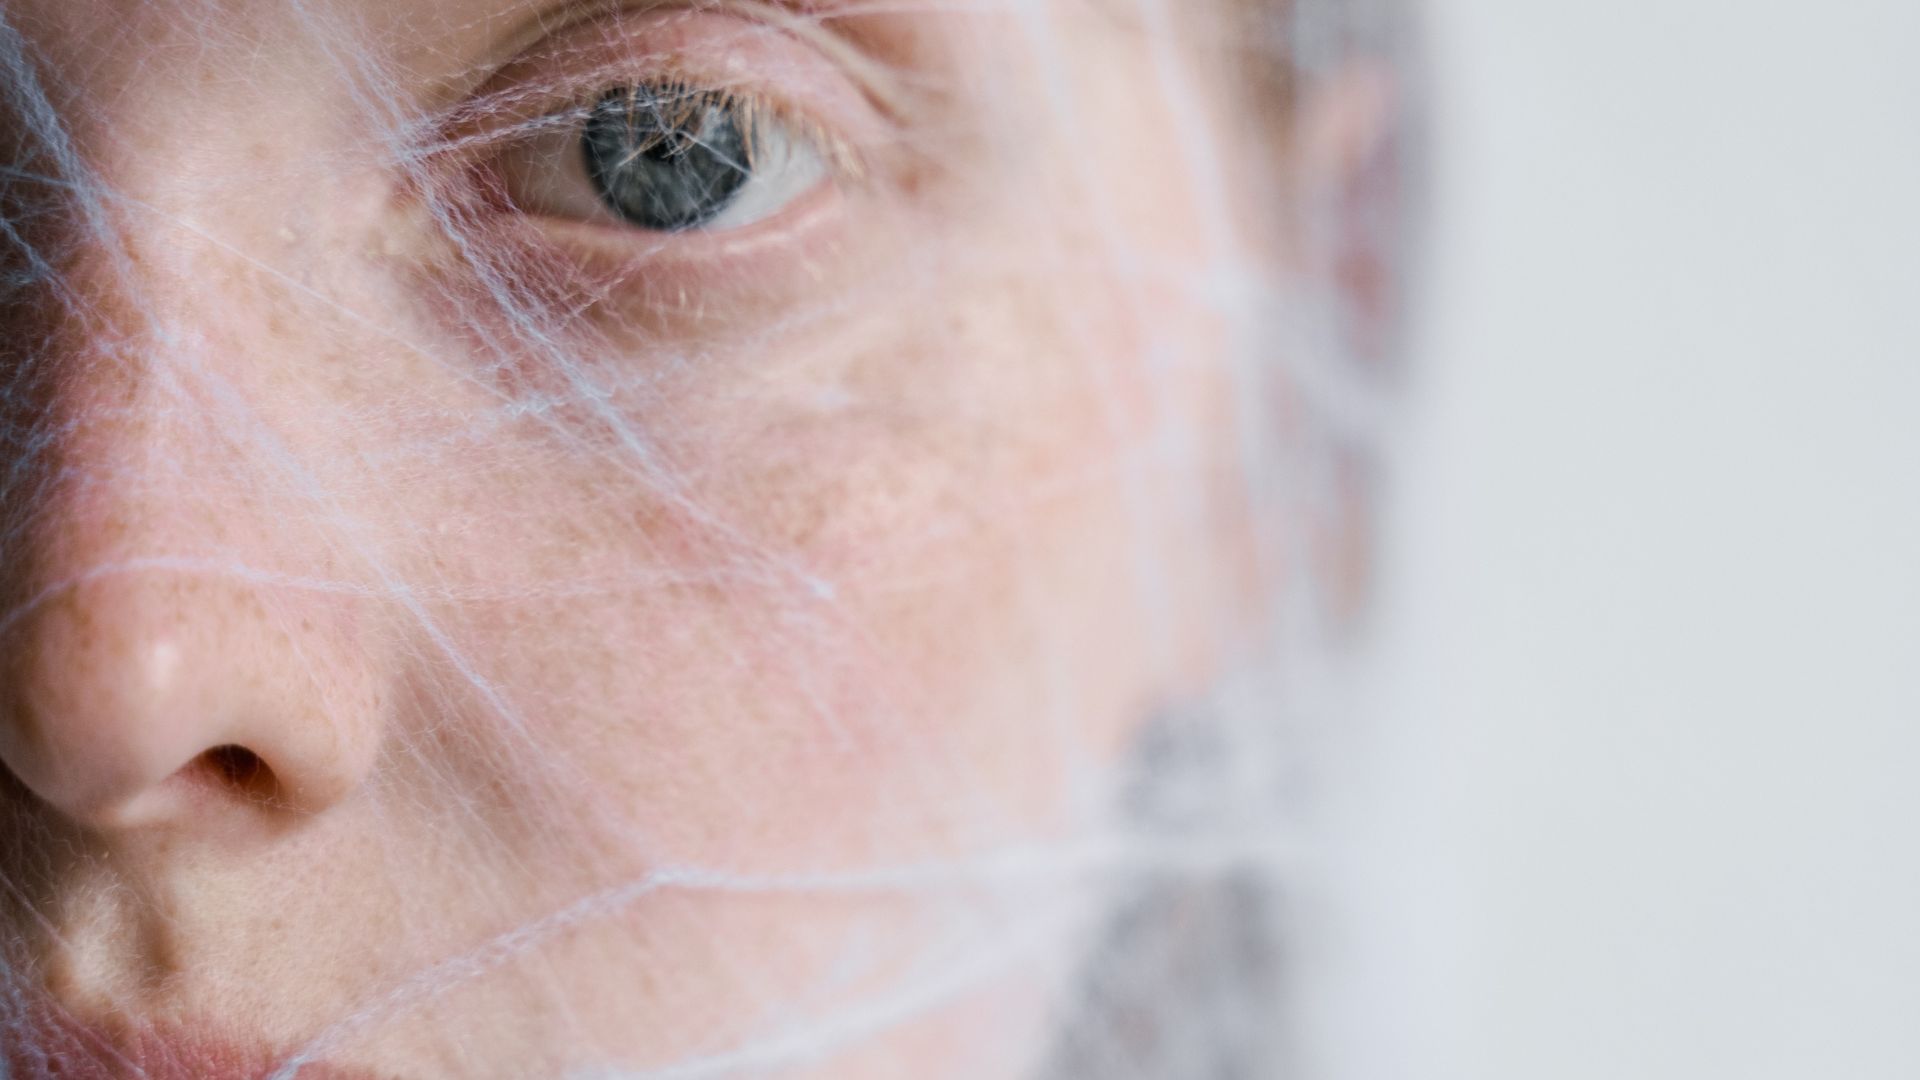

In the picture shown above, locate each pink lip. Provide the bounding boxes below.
[4,1007,393,1080]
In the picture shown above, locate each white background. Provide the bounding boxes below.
[1319,2,1920,1077]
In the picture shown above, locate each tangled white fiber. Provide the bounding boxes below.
[0,0,1410,1076]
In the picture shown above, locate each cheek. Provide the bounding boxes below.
[311,278,1174,1071]
[404,263,1196,876]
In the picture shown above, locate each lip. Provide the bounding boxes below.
[5,1007,396,1080]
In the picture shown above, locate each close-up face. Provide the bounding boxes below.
[0,0,1398,1075]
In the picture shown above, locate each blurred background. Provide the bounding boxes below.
[1312,1,1920,1077]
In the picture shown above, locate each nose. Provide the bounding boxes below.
[0,254,392,837]
[2,554,389,831]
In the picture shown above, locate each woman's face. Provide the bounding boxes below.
[0,0,1265,1075]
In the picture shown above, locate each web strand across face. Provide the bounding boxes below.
[0,0,1407,1075]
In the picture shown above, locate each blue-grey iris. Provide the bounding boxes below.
[582,84,753,232]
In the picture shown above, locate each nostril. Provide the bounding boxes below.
[194,744,282,807]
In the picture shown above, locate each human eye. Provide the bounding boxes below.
[438,8,885,256]
[493,80,838,235]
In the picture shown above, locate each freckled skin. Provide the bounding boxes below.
[0,0,1272,1076]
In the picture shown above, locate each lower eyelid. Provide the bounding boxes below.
[522,175,847,272]
[464,177,857,345]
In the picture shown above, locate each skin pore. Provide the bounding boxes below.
[0,0,1340,1075]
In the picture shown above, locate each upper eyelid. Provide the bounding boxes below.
[523,0,913,110]
[704,0,915,115]
[423,69,866,192]
[420,2,916,159]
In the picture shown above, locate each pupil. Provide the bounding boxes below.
[582,85,752,232]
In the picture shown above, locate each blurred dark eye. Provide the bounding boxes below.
[583,84,753,232]
[492,81,829,235]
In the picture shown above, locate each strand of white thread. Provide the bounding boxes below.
[267,830,1295,1078]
